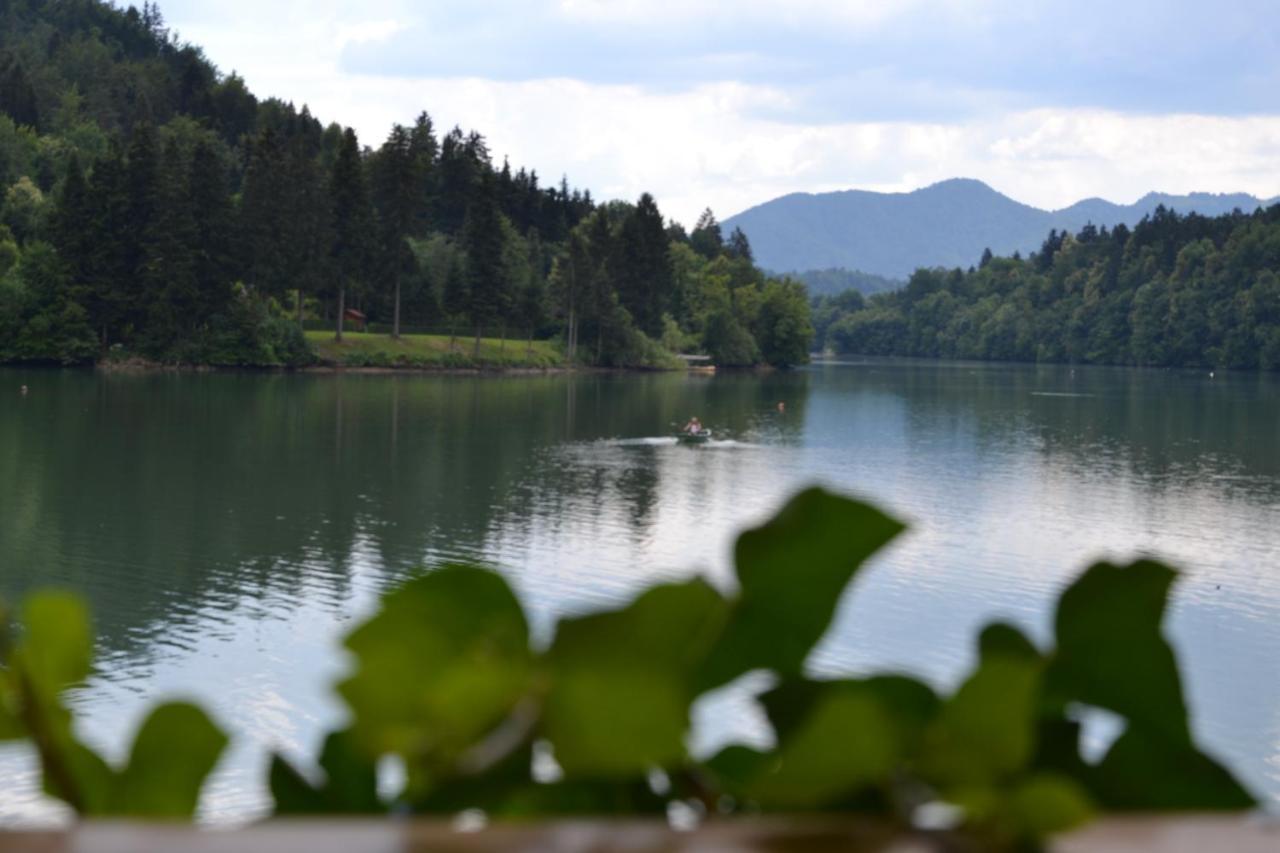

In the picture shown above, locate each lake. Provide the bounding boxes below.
[1,361,1278,822]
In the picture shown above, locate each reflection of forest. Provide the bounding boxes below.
[0,369,813,656]
[816,360,1280,498]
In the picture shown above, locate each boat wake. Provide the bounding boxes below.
[605,437,762,450]
[610,437,680,447]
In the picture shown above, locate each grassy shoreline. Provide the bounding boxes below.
[7,332,699,373]
[306,331,565,369]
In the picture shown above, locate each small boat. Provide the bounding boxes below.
[677,429,713,445]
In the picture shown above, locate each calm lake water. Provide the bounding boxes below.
[1,361,1278,822]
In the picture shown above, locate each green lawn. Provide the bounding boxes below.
[307,331,564,369]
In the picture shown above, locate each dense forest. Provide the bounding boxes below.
[0,0,812,368]
[815,205,1280,370]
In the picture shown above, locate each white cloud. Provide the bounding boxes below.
[555,0,933,28]
[164,1,1280,226]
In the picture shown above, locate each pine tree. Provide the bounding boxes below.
[122,124,161,335]
[553,229,593,362]
[0,53,38,128]
[442,246,468,350]
[584,209,616,362]
[139,137,198,351]
[461,170,508,356]
[81,144,130,346]
[407,111,437,235]
[521,233,547,354]
[372,124,417,338]
[612,193,672,337]
[328,127,373,342]
[690,208,724,259]
[283,134,330,328]
[726,227,754,264]
[49,153,91,298]
[188,140,235,324]
[435,127,473,234]
[240,128,291,298]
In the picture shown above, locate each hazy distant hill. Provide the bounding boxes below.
[724,178,1279,279]
[792,268,903,298]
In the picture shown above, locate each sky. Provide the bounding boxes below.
[159,0,1280,226]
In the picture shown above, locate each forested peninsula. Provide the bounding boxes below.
[814,206,1280,370]
[0,0,813,369]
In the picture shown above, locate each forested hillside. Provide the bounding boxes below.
[0,0,812,368]
[815,206,1280,370]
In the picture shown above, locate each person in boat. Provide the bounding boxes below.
[683,416,704,435]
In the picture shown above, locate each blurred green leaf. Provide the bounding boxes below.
[338,566,532,766]
[979,623,1041,663]
[0,697,20,741]
[269,755,322,815]
[112,703,229,818]
[922,655,1042,786]
[762,676,940,756]
[413,739,536,814]
[14,593,92,701]
[951,773,1094,846]
[744,690,899,809]
[698,488,906,690]
[40,732,113,814]
[1006,773,1095,837]
[0,636,21,740]
[1091,727,1255,811]
[0,601,9,659]
[544,579,727,777]
[1031,717,1090,780]
[7,592,109,814]
[3,497,1260,836]
[1046,561,1189,744]
[489,777,668,817]
[271,729,383,815]
[0,602,12,740]
[704,744,772,792]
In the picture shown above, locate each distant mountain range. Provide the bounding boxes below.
[723,179,1280,281]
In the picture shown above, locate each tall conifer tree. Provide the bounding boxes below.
[188,140,235,324]
[328,127,373,341]
[373,124,417,338]
[462,170,507,355]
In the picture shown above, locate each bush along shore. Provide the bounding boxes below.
[0,488,1255,849]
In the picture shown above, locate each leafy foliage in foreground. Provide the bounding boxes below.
[0,488,1255,843]
[0,594,226,817]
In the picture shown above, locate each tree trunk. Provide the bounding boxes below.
[392,275,401,340]
[567,304,577,362]
[474,326,483,359]
[297,288,304,329]
[336,286,345,342]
